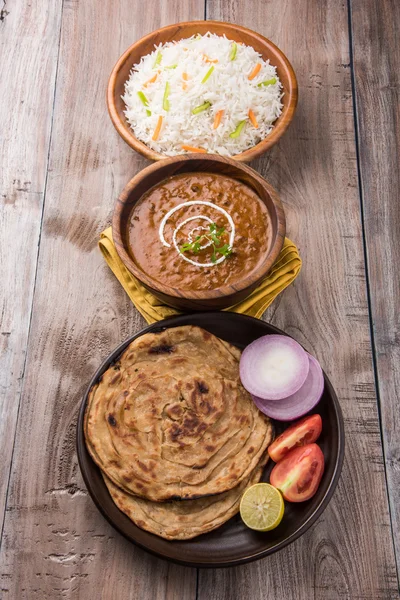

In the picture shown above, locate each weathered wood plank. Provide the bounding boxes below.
[199,0,399,598]
[0,0,202,597]
[350,0,400,575]
[0,0,62,532]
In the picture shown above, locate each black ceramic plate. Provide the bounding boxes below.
[77,313,345,568]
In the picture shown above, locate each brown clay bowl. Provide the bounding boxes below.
[112,154,286,311]
[107,20,298,162]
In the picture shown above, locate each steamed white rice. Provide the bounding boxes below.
[123,32,283,156]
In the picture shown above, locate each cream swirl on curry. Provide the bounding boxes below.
[159,201,236,267]
[128,172,272,290]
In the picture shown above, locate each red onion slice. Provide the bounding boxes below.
[239,335,309,401]
[252,353,324,421]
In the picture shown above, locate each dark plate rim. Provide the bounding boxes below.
[76,312,345,568]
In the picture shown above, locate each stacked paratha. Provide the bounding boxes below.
[84,325,273,540]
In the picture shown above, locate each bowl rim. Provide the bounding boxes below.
[76,312,345,568]
[112,153,286,301]
[107,19,298,162]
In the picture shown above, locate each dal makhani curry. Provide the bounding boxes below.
[128,172,272,290]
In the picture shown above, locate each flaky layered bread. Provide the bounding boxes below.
[84,326,272,502]
[103,453,268,540]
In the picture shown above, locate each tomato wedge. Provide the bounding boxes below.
[270,443,325,502]
[268,414,322,462]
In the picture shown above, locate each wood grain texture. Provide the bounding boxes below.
[112,154,285,310]
[0,0,202,598]
[198,0,399,598]
[350,0,400,575]
[107,20,298,162]
[0,0,62,532]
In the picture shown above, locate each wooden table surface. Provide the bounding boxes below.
[1,0,399,598]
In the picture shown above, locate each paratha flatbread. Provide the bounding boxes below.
[85,326,272,502]
[102,453,268,540]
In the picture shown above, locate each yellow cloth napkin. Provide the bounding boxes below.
[99,227,301,324]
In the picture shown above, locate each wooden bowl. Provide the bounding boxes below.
[107,20,298,162]
[112,154,286,311]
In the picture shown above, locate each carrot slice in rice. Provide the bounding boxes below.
[152,116,163,141]
[248,109,259,128]
[181,145,207,153]
[213,110,224,129]
[143,72,158,87]
[202,53,218,63]
[248,63,261,80]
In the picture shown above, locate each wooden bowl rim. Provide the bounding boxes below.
[107,20,298,162]
[112,154,286,301]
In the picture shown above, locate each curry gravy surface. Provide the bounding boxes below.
[128,172,272,291]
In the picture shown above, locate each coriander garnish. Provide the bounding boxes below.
[180,222,233,264]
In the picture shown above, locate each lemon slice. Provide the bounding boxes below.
[240,483,284,531]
